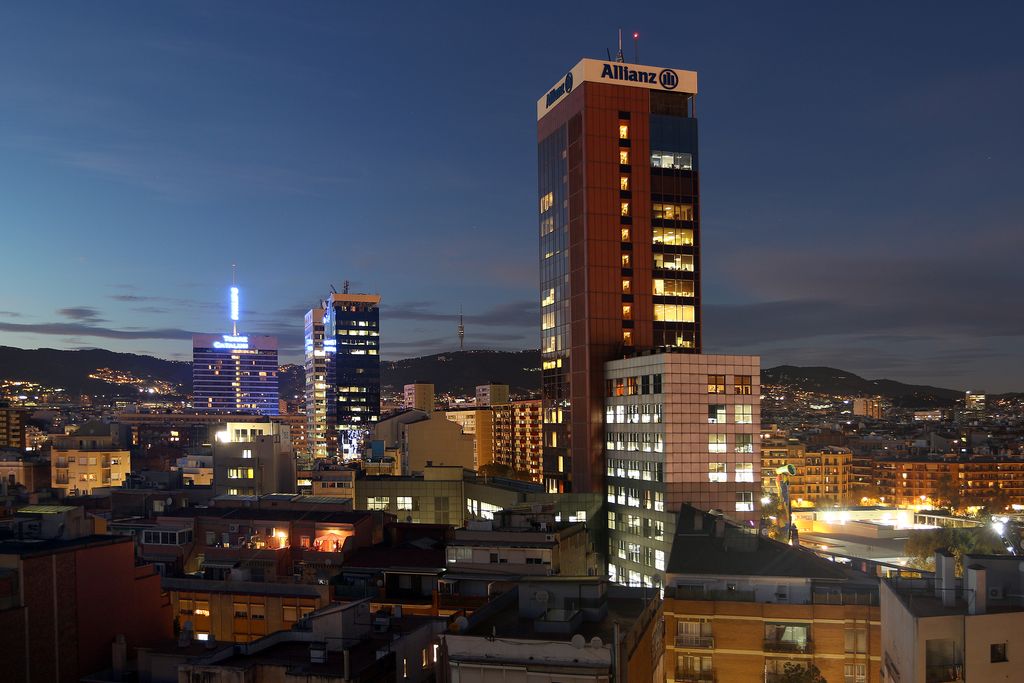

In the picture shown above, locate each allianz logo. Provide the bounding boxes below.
[545,71,574,108]
[602,63,679,90]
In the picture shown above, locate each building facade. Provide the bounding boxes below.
[762,438,855,507]
[444,407,494,470]
[605,354,760,589]
[475,383,509,407]
[491,399,543,481]
[193,333,279,415]
[305,292,381,459]
[404,383,435,412]
[211,421,297,497]
[0,405,28,449]
[538,58,701,494]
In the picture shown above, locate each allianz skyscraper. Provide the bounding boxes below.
[538,58,701,494]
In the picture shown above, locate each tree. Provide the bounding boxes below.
[779,662,827,683]
[904,526,1005,574]
[478,462,534,482]
[934,473,962,511]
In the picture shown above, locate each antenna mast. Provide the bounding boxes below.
[458,306,465,351]
[616,29,624,62]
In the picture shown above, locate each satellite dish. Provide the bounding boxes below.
[571,634,586,649]
[453,616,469,632]
[590,636,603,649]
[534,590,549,604]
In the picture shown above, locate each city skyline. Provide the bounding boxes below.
[1,3,1022,391]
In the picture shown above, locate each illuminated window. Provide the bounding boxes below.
[653,304,695,322]
[651,202,694,220]
[622,304,632,320]
[242,449,252,459]
[397,496,413,511]
[650,150,693,170]
[735,405,753,424]
[708,405,726,424]
[622,278,632,294]
[736,434,754,454]
[227,468,254,479]
[623,330,633,346]
[709,434,727,453]
[652,226,693,245]
[620,175,630,191]
[619,123,629,139]
[653,252,693,271]
[736,492,754,512]
[367,496,390,510]
[540,192,554,213]
[619,149,630,165]
[736,463,754,482]
[621,253,632,268]
[620,202,630,217]
[735,375,753,395]
[621,227,631,242]
[708,462,727,482]
[707,375,726,394]
[653,278,694,297]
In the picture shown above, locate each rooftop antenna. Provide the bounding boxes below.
[616,29,624,62]
[458,306,465,351]
[230,264,239,336]
[633,31,639,63]
[343,280,350,295]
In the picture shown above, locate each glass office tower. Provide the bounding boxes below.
[304,292,381,459]
[537,59,701,493]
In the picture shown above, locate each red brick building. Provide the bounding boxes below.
[0,515,172,683]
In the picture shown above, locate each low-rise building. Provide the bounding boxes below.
[51,421,131,496]
[664,505,881,683]
[875,456,1024,510]
[881,550,1024,683]
[444,406,494,469]
[211,421,296,497]
[438,578,662,683]
[0,506,172,682]
[375,409,476,474]
[0,449,50,493]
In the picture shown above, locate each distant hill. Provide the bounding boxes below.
[762,365,963,406]
[0,346,191,396]
[0,345,980,407]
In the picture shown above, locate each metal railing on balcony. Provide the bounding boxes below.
[675,634,714,649]
[763,639,813,654]
[675,670,714,683]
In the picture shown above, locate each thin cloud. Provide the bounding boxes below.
[56,307,107,323]
[0,320,195,341]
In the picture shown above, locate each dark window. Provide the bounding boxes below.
[992,643,1008,662]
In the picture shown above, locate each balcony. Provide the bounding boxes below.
[763,639,813,654]
[675,671,714,683]
[675,634,714,649]
[925,664,963,683]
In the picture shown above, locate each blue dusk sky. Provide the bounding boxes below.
[0,3,1022,391]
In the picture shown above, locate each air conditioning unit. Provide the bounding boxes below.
[989,586,1005,600]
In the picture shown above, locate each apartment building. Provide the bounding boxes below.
[664,506,881,683]
[491,398,543,482]
[51,421,131,496]
[881,551,1024,683]
[762,437,855,507]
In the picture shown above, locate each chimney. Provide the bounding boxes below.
[935,550,956,607]
[966,565,987,615]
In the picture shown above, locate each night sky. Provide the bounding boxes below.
[1,3,1021,391]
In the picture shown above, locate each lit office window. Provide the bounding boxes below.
[620,175,630,191]
[736,492,754,512]
[619,123,629,139]
[708,434,726,453]
[735,463,755,482]
[619,149,630,165]
[621,202,630,217]
[708,462,727,482]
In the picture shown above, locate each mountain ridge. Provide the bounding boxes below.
[0,345,987,406]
